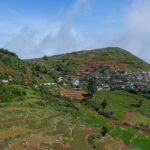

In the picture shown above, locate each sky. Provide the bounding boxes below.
[0,0,150,63]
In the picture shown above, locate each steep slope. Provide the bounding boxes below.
[0,48,32,83]
[0,48,22,72]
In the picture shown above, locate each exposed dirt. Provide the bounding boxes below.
[73,60,128,77]
[110,112,150,134]
[86,60,128,69]
[111,119,125,126]
[0,127,31,139]
[74,64,92,76]
[96,134,132,150]
[124,112,132,121]
[60,87,87,100]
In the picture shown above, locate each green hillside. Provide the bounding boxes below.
[30,47,150,72]
[0,47,150,84]
[0,48,30,83]
[0,47,150,150]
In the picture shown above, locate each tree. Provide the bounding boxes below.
[43,56,48,60]
[87,77,97,96]
[101,100,107,110]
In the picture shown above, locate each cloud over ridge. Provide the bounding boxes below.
[2,0,150,63]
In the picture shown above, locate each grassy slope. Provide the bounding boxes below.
[0,90,149,150]
[90,90,150,150]
[30,47,150,72]
[1,47,150,83]
[0,49,33,83]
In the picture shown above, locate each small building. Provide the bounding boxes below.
[72,79,80,87]
[58,76,64,82]
[40,82,56,86]
[102,85,111,91]
[1,80,9,84]
[97,86,103,91]
[121,85,126,89]
[126,83,134,89]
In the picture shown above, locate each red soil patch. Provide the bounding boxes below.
[124,112,132,121]
[137,125,150,134]
[60,88,86,100]
[110,112,150,134]
[73,60,128,77]
[110,119,125,126]
[86,60,128,69]
[74,64,92,76]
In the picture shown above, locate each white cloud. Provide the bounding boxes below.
[3,0,150,63]
[114,0,150,63]
[4,0,91,58]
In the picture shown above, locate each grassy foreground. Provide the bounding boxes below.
[0,90,149,150]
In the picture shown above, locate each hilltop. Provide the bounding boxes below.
[30,47,150,73]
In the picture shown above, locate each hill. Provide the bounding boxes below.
[0,48,30,83]
[0,47,150,84]
[0,47,150,150]
[30,47,150,76]
[31,47,150,68]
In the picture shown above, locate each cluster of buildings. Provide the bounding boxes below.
[2,66,149,95]
[73,69,150,92]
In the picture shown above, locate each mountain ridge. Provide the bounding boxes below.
[0,47,150,84]
[28,47,150,71]
[28,47,149,65]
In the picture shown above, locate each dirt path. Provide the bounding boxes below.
[110,112,150,134]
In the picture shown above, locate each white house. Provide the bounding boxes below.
[58,77,64,82]
[40,82,56,86]
[1,80,9,84]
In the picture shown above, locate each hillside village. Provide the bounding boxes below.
[0,48,150,150]
[0,0,150,148]
[37,63,150,97]
[1,59,150,97]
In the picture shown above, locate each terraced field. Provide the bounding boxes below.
[0,105,135,150]
[0,89,149,150]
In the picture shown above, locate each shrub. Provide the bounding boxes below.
[0,48,18,57]
[101,126,108,136]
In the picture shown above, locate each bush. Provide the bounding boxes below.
[101,126,108,136]
[43,56,48,60]
[0,48,18,57]
[0,84,26,102]
[88,133,101,148]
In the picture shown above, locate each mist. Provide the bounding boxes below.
[113,0,150,63]
[5,0,91,58]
